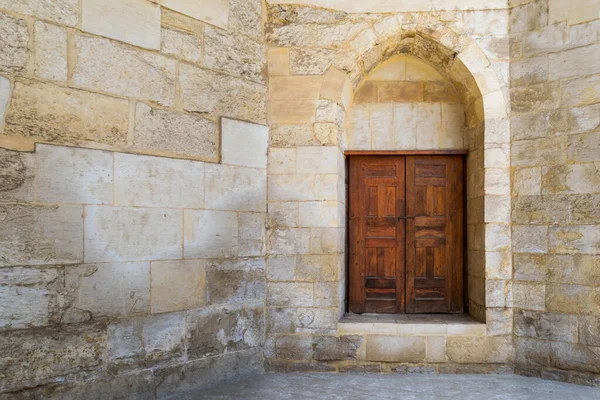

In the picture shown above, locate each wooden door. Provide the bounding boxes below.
[348,155,464,314]
[349,156,406,313]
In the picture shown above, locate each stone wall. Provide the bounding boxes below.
[0,0,268,398]
[509,0,600,386]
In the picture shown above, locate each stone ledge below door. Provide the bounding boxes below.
[338,313,486,336]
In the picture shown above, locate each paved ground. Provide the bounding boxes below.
[201,373,600,399]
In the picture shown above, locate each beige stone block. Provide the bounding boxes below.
[546,284,600,316]
[229,0,263,41]
[0,76,9,125]
[511,137,568,167]
[0,0,78,26]
[561,74,600,108]
[446,336,513,364]
[440,103,465,149]
[512,225,548,253]
[133,103,217,161]
[572,255,600,286]
[405,56,444,81]
[267,255,296,282]
[487,308,513,336]
[565,163,600,194]
[513,282,546,311]
[222,118,269,169]
[160,0,229,29]
[150,260,206,313]
[317,99,344,126]
[0,148,34,203]
[269,148,296,175]
[270,125,315,148]
[296,254,340,282]
[270,100,318,125]
[417,103,442,150]
[510,55,548,87]
[36,144,113,204]
[296,146,339,174]
[73,35,176,106]
[239,212,266,257]
[370,104,394,150]
[309,227,344,254]
[268,48,290,76]
[321,67,352,109]
[290,47,337,76]
[269,228,310,255]
[552,104,600,136]
[354,81,378,104]
[205,164,267,212]
[367,56,406,81]
[514,167,541,196]
[0,204,83,267]
[511,112,550,141]
[347,104,371,150]
[426,336,447,363]
[184,209,238,258]
[161,27,203,64]
[549,44,600,81]
[549,225,600,254]
[486,223,511,251]
[269,202,298,229]
[161,7,203,33]
[514,253,572,284]
[580,316,600,346]
[570,193,600,224]
[391,103,417,149]
[181,63,267,124]
[82,0,160,50]
[517,22,569,56]
[4,81,129,147]
[463,10,509,36]
[0,13,28,75]
[313,123,340,146]
[270,76,323,102]
[570,19,600,47]
[66,262,150,317]
[568,132,600,163]
[378,82,423,103]
[299,201,340,228]
[485,195,511,223]
[85,206,182,263]
[33,22,67,82]
[267,282,313,307]
[269,174,338,202]
[549,0,600,25]
[486,279,512,308]
[114,152,204,208]
[425,81,460,103]
[484,168,510,196]
[511,82,560,115]
[366,336,426,363]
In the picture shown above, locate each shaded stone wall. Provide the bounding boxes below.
[0,0,268,398]
[509,0,600,385]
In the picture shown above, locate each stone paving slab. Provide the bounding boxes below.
[200,373,600,400]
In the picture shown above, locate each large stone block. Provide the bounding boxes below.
[73,35,176,106]
[0,148,34,203]
[205,164,267,212]
[511,82,560,115]
[512,225,548,253]
[512,137,567,167]
[572,255,600,286]
[267,282,313,307]
[0,326,104,393]
[296,146,339,174]
[0,204,83,267]
[107,312,185,372]
[446,336,513,364]
[580,316,600,347]
[514,337,552,368]
[229,0,263,41]
[4,81,129,146]
[133,103,218,161]
[313,336,363,361]
[34,21,67,82]
[187,305,263,360]
[550,341,600,374]
[512,195,569,224]
[222,118,269,169]
[239,212,266,257]
[160,0,229,29]
[36,145,113,204]
[294,307,337,334]
[513,167,541,196]
[267,255,296,282]
[84,206,182,263]
[180,63,267,124]
[561,74,600,108]
[549,0,600,25]
[0,266,64,329]
[82,0,160,50]
[150,260,206,313]
[549,225,600,254]
[510,55,548,87]
[298,201,341,228]
[161,27,203,64]
[568,132,600,163]
[203,26,266,83]
[514,253,572,283]
[514,310,578,343]
[513,282,545,311]
[205,258,266,305]
[547,284,600,316]
[0,13,29,74]
[549,44,600,81]
[366,336,426,363]
[114,152,205,208]
[570,194,600,225]
[65,262,150,318]
[296,254,340,282]
[268,228,311,255]
[184,210,238,258]
[309,227,345,254]
[268,174,338,202]
[0,0,79,26]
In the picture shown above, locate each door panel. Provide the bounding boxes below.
[349,156,405,314]
[406,156,463,313]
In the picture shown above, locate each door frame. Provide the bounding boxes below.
[345,150,469,314]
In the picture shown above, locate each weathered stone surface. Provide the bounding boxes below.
[313,336,363,361]
[205,164,267,212]
[0,76,8,123]
[203,26,266,83]
[510,55,548,87]
[187,305,263,359]
[184,210,238,258]
[267,255,296,282]
[160,0,229,30]
[0,204,83,267]
[65,262,150,317]
[206,258,266,305]
[310,227,344,255]
[269,227,311,255]
[446,336,513,364]
[36,145,113,204]
[0,148,34,202]
[269,174,338,202]
[570,194,600,225]
[133,103,217,161]
[107,312,185,372]
[367,336,426,363]
[572,255,600,287]
[512,225,548,253]
[514,253,572,283]
[84,206,182,263]
[486,279,512,308]
[561,74,600,108]
[486,308,513,336]
[0,266,63,329]
[268,282,313,307]
[222,118,269,169]
[0,0,79,26]
[266,22,368,48]
[114,152,205,208]
[161,27,203,64]
[290,48,341,75]
[272,335,313,360]
[4,81,129,146]
[0,324,106,393]
[0,13,29,74]
[569,132,600,163]
[239,212,266,257]
[150,260,206,313]
[295,308,338,334]
[34,21,67,82]
[511,82,560,115]
[546,284,600,316]
[296,254,340,282]
[514,310,578,343]
[180,63,267,124]
[551,341,600,374]
[513,167,541,196]
[512,195,569,224]
[549,225,600,254]
[512,137,567,167]
[270,125,317,147]
[580,316,600,347]
[550,44,600,81]
[73,35,176,106]
[513,282,545,311]
[298,201,341,228]
[82,0,160,50]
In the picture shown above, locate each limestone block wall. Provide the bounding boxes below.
[0,0,269,398]
[509,0,600,385]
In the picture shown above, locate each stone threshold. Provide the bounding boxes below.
[338,313,486,336]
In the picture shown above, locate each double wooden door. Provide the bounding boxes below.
[348,155,464,314]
